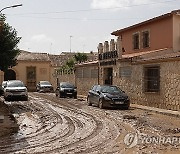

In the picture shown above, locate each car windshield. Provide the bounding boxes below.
[60,83,74,88]
[101,86,123,93]
[40,81,51,85]
[7,81,25,87]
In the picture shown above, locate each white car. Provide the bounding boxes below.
[36,81,54,93]
[2,81,7,89]
[4,80,28,101]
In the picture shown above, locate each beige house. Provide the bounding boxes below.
[0,51,53,91]
[0,50,98,91]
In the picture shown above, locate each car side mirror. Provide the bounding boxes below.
[75,86,77,89]
[96,90,101,94]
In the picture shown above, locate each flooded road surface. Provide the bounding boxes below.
[0,93,180,154]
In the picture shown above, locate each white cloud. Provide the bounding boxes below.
[19,34,55,53]
[31,34,53,43]
[91,0,153,9]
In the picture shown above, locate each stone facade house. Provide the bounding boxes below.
[74,10,180,111]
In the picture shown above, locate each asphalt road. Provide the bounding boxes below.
[0,92,180,154]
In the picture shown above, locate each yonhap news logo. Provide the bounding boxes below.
[124,132,180,148]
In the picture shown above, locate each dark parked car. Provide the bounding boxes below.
[36,81,54,92]
[55,82,77,99]
[87,85,130,109]
[3,80,28,101]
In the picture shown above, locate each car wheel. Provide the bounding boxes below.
[4,96,9,101]
[87,97,92,106]
[59,93,63,98]
[24,96,28,101]
[99,99,104,109]
[124,105,130,110]
[55,91,58,97]
[74,95,77,99]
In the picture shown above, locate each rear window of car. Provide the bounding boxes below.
[60,82,74,88]
[40,81,51,85]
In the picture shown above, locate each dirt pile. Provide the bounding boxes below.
[0,98,19,137]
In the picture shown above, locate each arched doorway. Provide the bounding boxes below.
[4,69,16,81]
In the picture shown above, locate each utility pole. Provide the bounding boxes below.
[70,35,73,53]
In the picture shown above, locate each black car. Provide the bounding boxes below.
[36,81,54,92]
[87,85,130,109]
[55,82,77,99]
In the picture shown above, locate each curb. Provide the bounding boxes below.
[77,95,180,117]
[77,95,87,101]
[131,104,180,118]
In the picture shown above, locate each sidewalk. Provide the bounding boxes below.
[0,97,19,137]
[78,95,180,117]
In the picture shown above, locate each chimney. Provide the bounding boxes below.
[110,39,115,51]
[98,43,103,53]
[117,36,122,58]
[103,41,109,52]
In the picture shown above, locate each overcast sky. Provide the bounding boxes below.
[1,0,180,54]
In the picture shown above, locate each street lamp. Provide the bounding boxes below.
[0,4,22,13]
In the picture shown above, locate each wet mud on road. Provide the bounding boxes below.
[0,92,180,154]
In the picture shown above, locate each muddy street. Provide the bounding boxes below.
[0,93,180,154]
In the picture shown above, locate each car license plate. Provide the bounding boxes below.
[115,101,124,104]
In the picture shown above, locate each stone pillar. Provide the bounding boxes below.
[110,39,115,51]
[103,41,109,53]
[98,43,103,54]
[117,36,122,58]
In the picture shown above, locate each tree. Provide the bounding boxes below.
[74,52,88,63]
[0,14,21,71]
[66,58,75,69]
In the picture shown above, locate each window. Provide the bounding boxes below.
[119,67,132,78]
[144,66,160,92]
[133,33,140,50]
[143,31,150,48]
[91,69,98,78]
[76,69,83,78]
[83,68,91,78]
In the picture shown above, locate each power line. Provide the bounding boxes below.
[7,15,145,21]
[6,0,179,16]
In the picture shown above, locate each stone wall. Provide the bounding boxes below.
[75,64,99,96]
[75,59,180,111]
[76,78,98,96]
[160,60,180,110]
[114,60,180,111]
[56,73,75,85]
